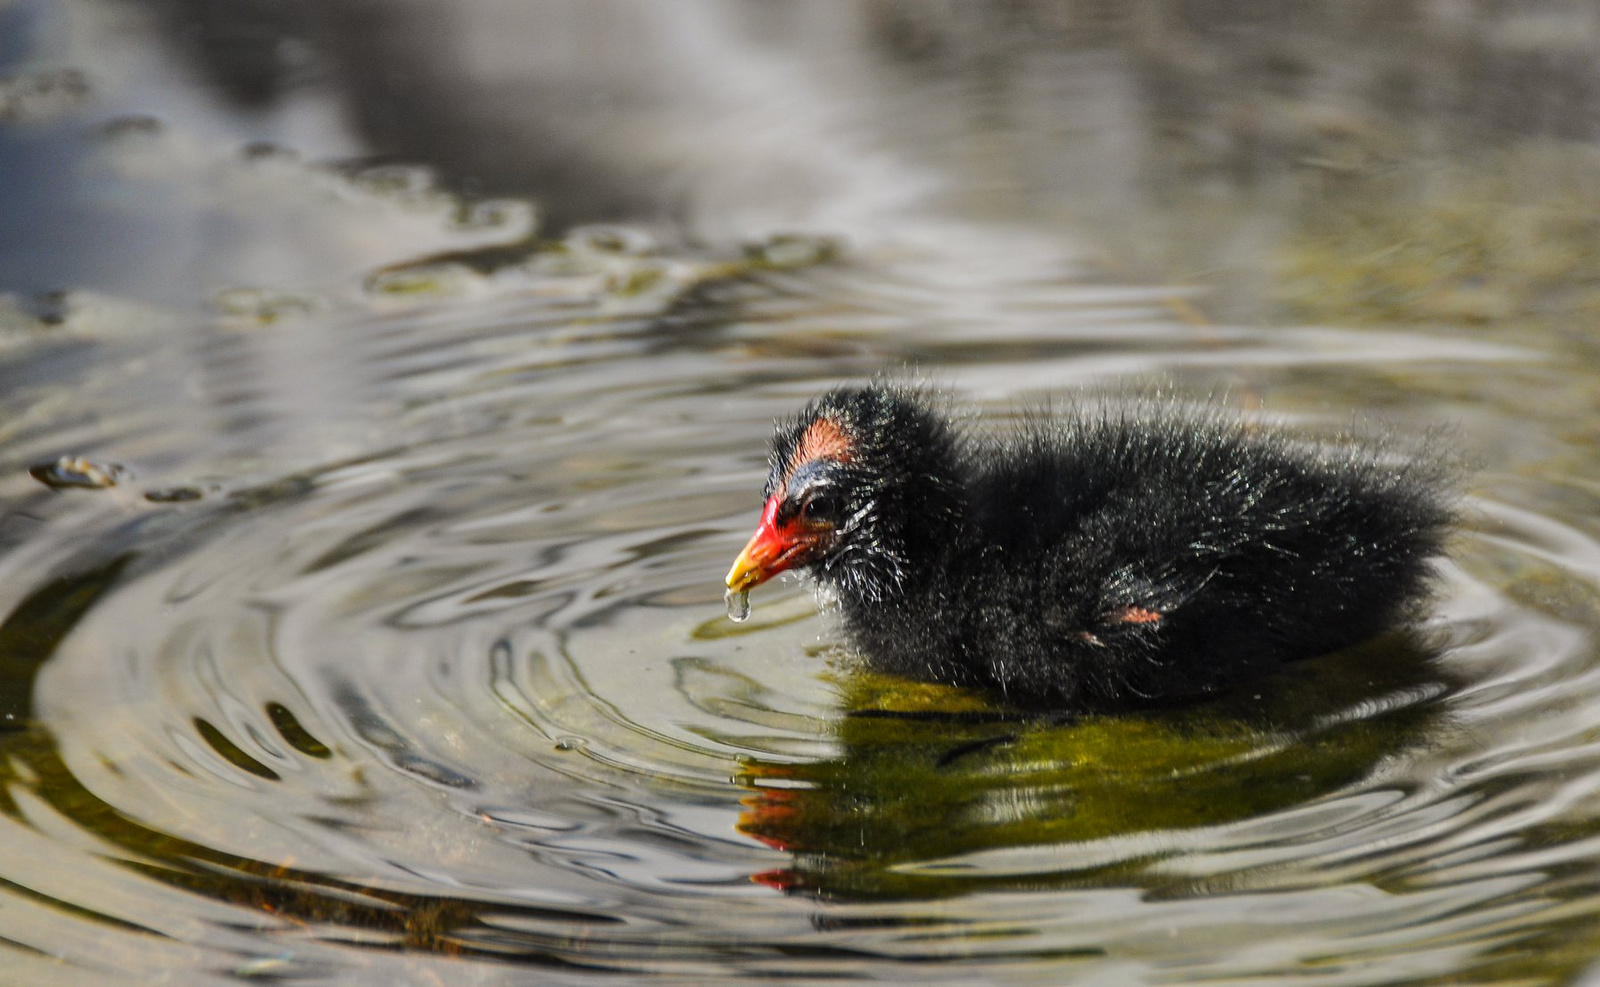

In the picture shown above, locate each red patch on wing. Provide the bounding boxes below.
[784,417,854,485]
[1109,606,1164,625]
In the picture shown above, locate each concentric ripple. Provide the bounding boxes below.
[0,240,1595,985]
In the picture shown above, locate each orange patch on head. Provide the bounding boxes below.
[1108,606,1164,625]
[783,417,854,486]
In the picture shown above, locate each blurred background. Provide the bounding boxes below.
[4,2,1600,985]
[13,0,1600,323]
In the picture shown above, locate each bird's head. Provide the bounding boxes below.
[726,386,963,604]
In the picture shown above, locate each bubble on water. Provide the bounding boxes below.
[725,588,751,623]
[744,233,840,269]
[29,456,126,490]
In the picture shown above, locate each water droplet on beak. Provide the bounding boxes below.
[725,587,750,623]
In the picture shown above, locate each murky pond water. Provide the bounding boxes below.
[7,2,1600,985]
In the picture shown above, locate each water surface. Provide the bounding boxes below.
[4,3,1600,985]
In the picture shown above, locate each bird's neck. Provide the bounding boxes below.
[827,480,974,676]
[826,451,971,608]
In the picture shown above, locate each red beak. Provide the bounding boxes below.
[726,496,827,593]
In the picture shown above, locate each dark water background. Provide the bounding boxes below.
[5,2,1600,984]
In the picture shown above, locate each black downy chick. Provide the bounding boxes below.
[726,385,1453,710]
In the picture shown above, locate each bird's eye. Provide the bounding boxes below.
[800,491,844,523]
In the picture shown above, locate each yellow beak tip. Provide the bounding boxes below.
[725,558,760,593]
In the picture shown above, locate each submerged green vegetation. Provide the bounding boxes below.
[737,635,1452,901]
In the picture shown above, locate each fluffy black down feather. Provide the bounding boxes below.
[760,384,1454,709]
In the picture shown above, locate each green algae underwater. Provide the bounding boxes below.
[734,635,1454,902]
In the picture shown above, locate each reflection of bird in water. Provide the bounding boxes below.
[728,384,1453,709]
[736,635,1455,901]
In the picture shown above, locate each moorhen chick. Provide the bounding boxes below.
[726,384,1453,709]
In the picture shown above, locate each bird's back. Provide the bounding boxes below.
[947,406,1453,707]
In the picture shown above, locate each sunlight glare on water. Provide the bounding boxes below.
[2,2,1600,986]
